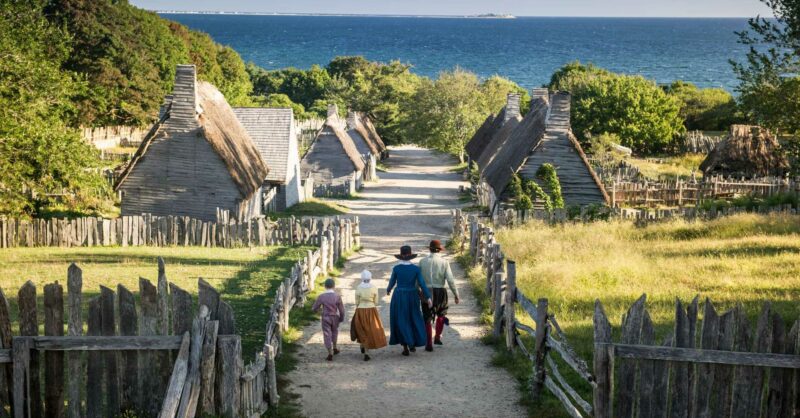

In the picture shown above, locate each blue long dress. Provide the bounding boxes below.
[387,262,431,347]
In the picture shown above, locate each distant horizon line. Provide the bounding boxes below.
[154,10,766,19]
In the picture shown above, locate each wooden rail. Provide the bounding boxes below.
[593,296,800,418]
[454,209,595,417]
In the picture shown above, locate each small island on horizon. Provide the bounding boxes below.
[468,13,516,19]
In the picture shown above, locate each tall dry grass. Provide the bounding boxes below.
[496,213,800,359]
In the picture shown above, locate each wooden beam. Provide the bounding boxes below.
[32,336,184,351]
[606,343,800,368]
[159,332,191,418]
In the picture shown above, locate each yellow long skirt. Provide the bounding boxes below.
[351,307,388,349]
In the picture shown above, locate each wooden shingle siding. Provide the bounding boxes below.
[299,129,358,190]
[119,126,243,221]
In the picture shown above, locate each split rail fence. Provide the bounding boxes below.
[0,214,359,250]
[452,209,800,418]
[0,216,357,417]
[454,210,595,417]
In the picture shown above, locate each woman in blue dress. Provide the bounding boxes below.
[387,245,433,356]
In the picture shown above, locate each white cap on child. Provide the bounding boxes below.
[360,270,372,283]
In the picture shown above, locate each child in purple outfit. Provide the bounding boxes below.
[312,278,345,361]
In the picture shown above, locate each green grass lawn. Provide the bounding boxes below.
[0,245,314,357]
[270,199,349,218]
[628,153,705,180]
[465,213,800,417]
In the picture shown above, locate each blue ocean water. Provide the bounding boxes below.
[164,14,751,91]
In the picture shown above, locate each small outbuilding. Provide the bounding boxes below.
[234,107,304,212]
[115,65,269,221]
[481,91,609,211]
[700,125,790,178]
[300,105,366,196]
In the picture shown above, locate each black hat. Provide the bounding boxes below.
[394,245,417,261]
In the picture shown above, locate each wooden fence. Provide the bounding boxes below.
[608,176,800,208]
[594,296,800,418]
[454,210,595,417]
[0,215,356,417]
[488,203,799,229]
[0,214,359,250]
[452,210,800,418]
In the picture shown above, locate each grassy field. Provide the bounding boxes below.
[0,245,314,357]
[629,153,705,180]
[270,198,349,218]
[464,213,800,417]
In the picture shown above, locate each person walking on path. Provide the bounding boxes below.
[350,270,387,361]
[418,239,460,350]
[387,245,432,356]
[312,278,345,361]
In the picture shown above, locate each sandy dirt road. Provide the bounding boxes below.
[285,146,525,417]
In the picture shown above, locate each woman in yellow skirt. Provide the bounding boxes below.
[351,270,387,361]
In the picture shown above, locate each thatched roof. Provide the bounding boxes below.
[347,111,380,156]
[484,91,608,206]
[482,97,550,195]
[358,113,387,153]
[700,125,790,178]
[115,67,269,198]
[313,114,366,171]
[465,114,497,162]
[477,114,521,170]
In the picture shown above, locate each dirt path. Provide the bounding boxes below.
[285,145,525,417]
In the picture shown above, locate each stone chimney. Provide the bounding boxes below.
[171,65,197,119]
[505,93,521,122]
[346,111,359,130]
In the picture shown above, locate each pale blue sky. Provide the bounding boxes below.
[132,0,774,18]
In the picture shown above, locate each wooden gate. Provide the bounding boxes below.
[1,261,247,418]
[593,295,800,418]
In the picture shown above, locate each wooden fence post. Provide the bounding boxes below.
[492,272,505,339]
[504,260,517,351]
[44,282,65,418]
[265,344,279,407]
[17,282,41,418]
[215,335,242,418]
[593,300,614,418]
[532,298,549,401]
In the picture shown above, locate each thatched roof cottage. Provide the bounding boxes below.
[115,65,269,221]
[358,112,388,159]
[300,104,366,196]
[481,91,608,211]
[700,125,790,178]
[346,111,380,158]
[234,107,304,212]
[465,92,525,169]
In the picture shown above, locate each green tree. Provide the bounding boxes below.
[0,0,110,217]
[732,0,800,172]
[665,81,739,131]
[550,62,685,155]
[252,93,308,119]
[481,75,531,115]
[406,69,488,162]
